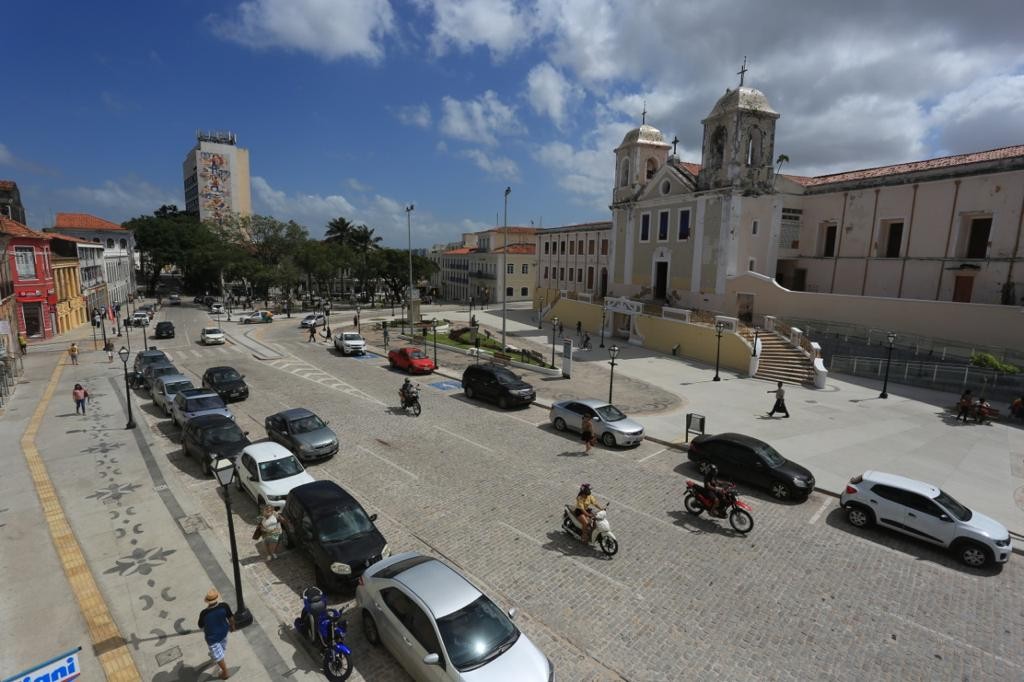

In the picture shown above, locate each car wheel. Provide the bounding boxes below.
[201,456,212,477]
[696,460,712,475]
[362,611,381,646]
[465,385,475,399]
[601,432,617,447]
[955,541,993,568]
[769,481,792,500]
[388,358,395,368]
[845,505,874,528]
[498,396,509,410]
[553,417,567,432]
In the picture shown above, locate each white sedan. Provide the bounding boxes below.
[234,442,315,509]
[200,327,226,345]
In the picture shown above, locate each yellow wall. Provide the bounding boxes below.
[548,298,603,331]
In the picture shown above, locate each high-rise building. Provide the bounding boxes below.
[182,131,252,223]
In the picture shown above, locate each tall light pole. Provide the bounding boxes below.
[608,345,620,403]
[551,316,559,368]
[213,459,254,629]
[501,186,510,349]
[117,347,136,429]
[599,306,606,348]
[880,331,896,399]
[713,321,724,382]
[406,204,415,305]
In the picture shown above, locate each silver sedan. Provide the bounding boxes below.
[549,398,645,447]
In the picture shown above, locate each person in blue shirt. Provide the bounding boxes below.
[198,589,235,679]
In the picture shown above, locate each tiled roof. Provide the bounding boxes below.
[0,180,16,190]
[0,216,50,240]
[53,212,126,231]
[478,226,539,235]
[443,247,476,255]
[800,145,1024,187]
[540,221,612,233]
[50,232,101,246]
[673,161,702,177]
[492,243,536,254]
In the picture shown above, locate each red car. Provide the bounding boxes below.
[388,346,436,374]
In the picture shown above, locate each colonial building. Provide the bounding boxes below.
[606,81,1024,318]
[1,216,56,339]
[536,222,612,299]
[0,231,16,356]
[47,213,136,310]
[431,227,538,304]
[49,235,92,334]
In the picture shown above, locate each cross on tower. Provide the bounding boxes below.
[737,56,748,87]
[671,136,679,156]
[641,100,648,125]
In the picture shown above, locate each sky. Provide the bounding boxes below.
[2,0,1022,248]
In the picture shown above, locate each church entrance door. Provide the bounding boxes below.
[654,261,668,300]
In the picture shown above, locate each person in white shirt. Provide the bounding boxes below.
[767,381,790,418]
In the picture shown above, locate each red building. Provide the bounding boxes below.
[1,216,56,339]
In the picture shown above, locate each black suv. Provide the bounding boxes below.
[201,366,249,402]
[181,414,251,476]
[154,321,175,339]
[283,481,388,593]
[133,348,168,373]
[687,432,815,501]
[462,363,536,409]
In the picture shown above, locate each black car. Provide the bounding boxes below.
[283,481,388,593]
[688,432,815,501]
[154,321,175,339]
[181,414,251,476]
[133,348,168,373]
[201,366,249,402]
[462,363,536,408]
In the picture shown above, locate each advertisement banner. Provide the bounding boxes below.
[2,646,82,682]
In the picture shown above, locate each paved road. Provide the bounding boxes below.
[117,303,1024,681]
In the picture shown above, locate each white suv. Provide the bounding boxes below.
[840,470,1012,568]
[334,332,366,355]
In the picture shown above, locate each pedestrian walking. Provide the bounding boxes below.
[557,320,564,338]
[72,383,89,415]
[253,505,287,560]
[321,325,332,342]
[956,389,973,422]
[307,323,317,343]
[18,333,27,354]
[68,343,80,365]
[582,333,592,350]
[352,314,359,329]
[198,588,235,680]
[581,414,596,454]
[105,340,114,363]
[576,321,582,339]
[766,381,790,418]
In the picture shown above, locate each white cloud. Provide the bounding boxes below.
[439,90,524,146]
[394,103,432,128]
[210,0,395,62]
[460,149,520,181]
[347,178,372,192]
[925,74,1024,155]
[534,116,633,210]
[419,0,533,58]
[251,176,356,229]
[62,179,179,220]
[526,62,582,128]
[0,143,14,165]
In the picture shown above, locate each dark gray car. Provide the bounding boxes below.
[265,408,338,461]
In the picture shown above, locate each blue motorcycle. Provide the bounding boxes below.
[294,586,352,680]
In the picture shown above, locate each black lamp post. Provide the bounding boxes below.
[608,345,620,403]
[600,307,606,348]
[124,314,133,353]
[117,346,136,429]
[382,321,390,352]
[401,303,406,335]
[212,458,254,629]
[752,326,760,357]
[713,321,725,382]
[551,316,559,368]
[356,304,361,334]
[431,318,438,367]
[880,331,896,399]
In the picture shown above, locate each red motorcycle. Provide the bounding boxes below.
[684,480,754,534]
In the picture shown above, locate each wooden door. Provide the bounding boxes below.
[952,276,973,303]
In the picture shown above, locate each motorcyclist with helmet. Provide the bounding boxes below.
[574,483,605,543]
[703,464,728,517]
[399,378,417,408]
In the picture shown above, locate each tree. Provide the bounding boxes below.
[124,205,204,294]
[324,216,355,244]
[376,248,438,303]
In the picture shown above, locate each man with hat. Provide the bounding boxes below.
[197,588,235,679]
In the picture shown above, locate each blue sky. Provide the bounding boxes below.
[3,1,1022,248]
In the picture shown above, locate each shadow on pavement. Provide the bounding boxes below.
[541,530,614,560]
[665,509,749,538]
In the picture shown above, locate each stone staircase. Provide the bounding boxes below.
[741,328,815,385]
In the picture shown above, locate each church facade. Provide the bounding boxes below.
[605,84,1024,319]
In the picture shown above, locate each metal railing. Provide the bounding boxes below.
[829,354,1023,401]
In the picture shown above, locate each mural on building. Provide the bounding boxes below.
[198,152,232,221]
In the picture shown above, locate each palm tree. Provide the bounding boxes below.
[324,216,355,244]
[772,154,790,191]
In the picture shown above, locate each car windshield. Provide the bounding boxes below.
[595,404,626,422]
[203,425,245,445]
[211,369,241,382]
[166,381,193,396]
[258,455,304,481]
[342,333,362,341]
[315,507,375,543]
[186,396,225,411]
[935,490,972,521]
[153,366,178,377]
[204,328,223,335]
[289,415,326,434]
[754,444,787,467]
[408,349,426,359]
[436,595,519,671]
[493,369,519,385]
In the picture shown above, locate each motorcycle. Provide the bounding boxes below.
[399,386,421,416]
[294,586,353,681]
[561,503,619,556]
[683,480,754,534]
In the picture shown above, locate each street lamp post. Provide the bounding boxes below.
[124,315,132,353]
[382,321,390,352]
[356,304,361,335]
[117,347,136,429]
[713,321,725,382]
[501,186,510,349]
[432,318,438,367]
[752,326,760,357]
[880,331,897,399]
[600,307,606,348]
[551,316,559,368]
[608,345,620,403]
[405,204,415,303]
[213,459,254,630]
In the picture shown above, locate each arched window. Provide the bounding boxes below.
[710,126,727,170]
[619,159,630,187]
[747,127,763,166]
[646,158,657,180]
[119,238,127,249]
[106,238,114,248]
